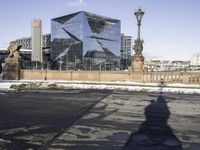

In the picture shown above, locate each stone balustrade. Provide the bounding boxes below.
[189,72,200,84]
[148,72,183,83]
[20,70,200,85]
[146,72,200,84]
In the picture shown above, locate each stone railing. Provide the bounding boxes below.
[189,72,200,84]
[148,72,183,83]
[146,71,200,84]
[20,70,200,85]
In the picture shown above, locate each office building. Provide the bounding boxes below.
[120,34,133,69]
[51,11,121,70]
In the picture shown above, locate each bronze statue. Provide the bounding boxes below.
[7,43,22,59]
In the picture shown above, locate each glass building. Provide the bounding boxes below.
[51,11,121,70]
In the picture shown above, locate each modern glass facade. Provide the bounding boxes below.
[51,11,121,70]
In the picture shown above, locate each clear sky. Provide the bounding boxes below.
[0,0,200,60]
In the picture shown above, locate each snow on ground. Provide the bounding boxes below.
[0,80,200,94]
[0,82,21,91]
[57,82,200,94]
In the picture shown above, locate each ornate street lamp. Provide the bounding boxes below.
[133,7,145,55]
[134,8,144,40]
[131,7,146,72]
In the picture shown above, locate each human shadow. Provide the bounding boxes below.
[123,80,182,150]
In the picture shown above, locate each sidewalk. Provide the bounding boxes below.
[46,92,200,150]
[47,92,141,150]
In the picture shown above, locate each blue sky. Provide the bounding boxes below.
[0,0,200,60]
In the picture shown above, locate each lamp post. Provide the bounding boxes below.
[131,7,145,72]
[133,7,145,55]
[134,7,144,40]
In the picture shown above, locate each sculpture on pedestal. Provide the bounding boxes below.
[2,43,22,80]
[7,43,22,59]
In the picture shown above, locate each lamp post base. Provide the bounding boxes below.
[129,54,145,72]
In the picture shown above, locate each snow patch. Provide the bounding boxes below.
[0,80,200,94]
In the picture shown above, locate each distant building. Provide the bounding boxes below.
[121,34,133,60]
[120,34,133,69]
[9,11,122,70]
[51,11,121,70]
[145,60,190,71]
[31,19,43,65]
[190,53,200,66]
[11,34,50,50]
[10,33,51,69]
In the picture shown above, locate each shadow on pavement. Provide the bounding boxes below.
[123,80,182,150]
[0,90,110,149]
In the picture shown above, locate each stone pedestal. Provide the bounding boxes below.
[2,58,21,80]
[131,54,145,72]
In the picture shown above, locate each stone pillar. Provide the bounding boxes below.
[132,54,145,72]
[2,58,21,80]
[130,71,144,82]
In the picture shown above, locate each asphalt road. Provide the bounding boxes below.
[0,90,200,150]
[0,90,110,149]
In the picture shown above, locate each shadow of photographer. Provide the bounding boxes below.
[123,80,182,150]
